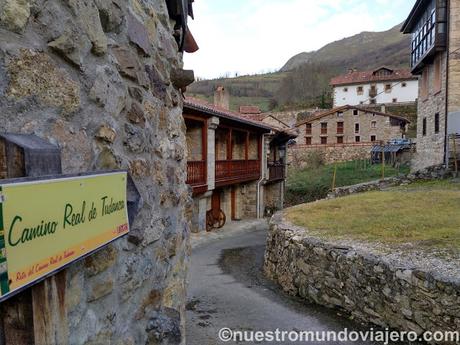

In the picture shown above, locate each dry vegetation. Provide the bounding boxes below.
[286,180,460,249]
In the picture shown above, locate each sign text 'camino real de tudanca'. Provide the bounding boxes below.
[0,171,129,301]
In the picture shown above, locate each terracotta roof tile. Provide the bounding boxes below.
[239,105,261,114]
[183,97,272,130]
[330,68,417,86]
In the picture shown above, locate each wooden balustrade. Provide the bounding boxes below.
[215,160,260,186]
[186,160,207,186]
[268,163,286,181]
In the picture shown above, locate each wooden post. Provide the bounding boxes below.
[381,146,385,180]
[452,135,458,177]
[0,134,67,345]
[331,163,337,191]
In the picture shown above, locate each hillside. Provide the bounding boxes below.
[187,23,411,112]
[281,23,410,71]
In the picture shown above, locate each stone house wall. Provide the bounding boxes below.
[412,51,447,171]
[0,1,190,344]
[263,181,283,214]
[264,214,460,341]
[298,108,405,146]
[185,122,203,161]
[412,1,460,171]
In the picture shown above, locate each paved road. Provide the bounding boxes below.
[186,223,405,345]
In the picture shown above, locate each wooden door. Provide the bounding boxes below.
[211,190,221,218]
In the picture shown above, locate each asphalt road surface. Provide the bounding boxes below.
[186,224,414,345]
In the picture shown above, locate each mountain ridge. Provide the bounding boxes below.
[187,23,412,112]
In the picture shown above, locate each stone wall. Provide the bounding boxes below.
[242,181,258,218]
[412,51,447,171]
[264,214,460,341]
[297,108,406,146]
[327,165,450,199]
[0,1,190,344]
[289,144,373,167]
[264,181,283,215]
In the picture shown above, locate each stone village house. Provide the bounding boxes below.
[183,89,296,233]
[402,0,460,170]
[330,67,419,107]
[0,0,200,344]
[292,105,410,164]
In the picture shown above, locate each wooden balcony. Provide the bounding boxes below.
[268,163,286,182]
[187,160,207,194]
[215,160,260,187]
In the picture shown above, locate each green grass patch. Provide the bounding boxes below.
[286,180,460,249]
[286,160,410,206]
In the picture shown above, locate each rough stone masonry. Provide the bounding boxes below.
[264,213,460,344]
[0,0,190,344]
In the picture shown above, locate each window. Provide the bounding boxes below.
[305,123,312,135]
[337,122,344,134]
[337,136,343,144]
[435,113,440,133]
[337,111,344,117]
[434,56,442,93]
[392,98,398,103]
[371,121,377,129]
[321,122,328,135]
[305,137,312,145]
[370,85,377,96]
[357,86,364,95]
[353,109,359,116]
[385,84,392,93]
[370,99,376,104]
[422,117,427,136]
[343,87,348,92]
[371,135,376,142]
[321,137,327,145]
[402,82,407,87]
[410,1,439,69]
[355,123,360,133]
[355,136,361,143]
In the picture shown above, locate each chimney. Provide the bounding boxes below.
[214,86,230,110]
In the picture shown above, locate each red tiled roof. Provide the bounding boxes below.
[242,113,266,122]
[295,105,410,127]
[239,105,261,114]
[330,68,417,86]
[183,97,272,130]
[184,97,297,139]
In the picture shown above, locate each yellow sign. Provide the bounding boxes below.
[0,172,129,300]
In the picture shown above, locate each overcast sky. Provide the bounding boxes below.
[183,0,417,79]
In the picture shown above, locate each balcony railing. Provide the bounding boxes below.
[186,160,207,186]
[215,160,260,186]
[369,89,378,98]
[268,163,286,182]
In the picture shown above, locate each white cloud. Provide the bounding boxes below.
[184,0,416,79]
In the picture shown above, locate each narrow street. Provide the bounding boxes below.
[186,222,390,345]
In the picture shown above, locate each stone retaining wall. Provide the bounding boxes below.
[264,213,460,342]
[328,165,450,199]
[289,144,372,167]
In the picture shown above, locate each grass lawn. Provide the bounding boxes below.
[286,160,410,206]
[286,180,460,249]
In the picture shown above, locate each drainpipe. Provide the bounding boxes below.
[256,133,269,219]
[444,1,451,167]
